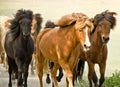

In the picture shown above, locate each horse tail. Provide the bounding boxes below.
[44,20,57,28]
[77,59,85,80]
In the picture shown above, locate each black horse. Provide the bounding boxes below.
[4,9,34,87]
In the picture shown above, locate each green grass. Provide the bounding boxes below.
[103,70,120,87]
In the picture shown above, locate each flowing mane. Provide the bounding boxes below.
[8,9,33,41]
[91,10,117,34]
[34,13,42,34]
[54,13,89,28]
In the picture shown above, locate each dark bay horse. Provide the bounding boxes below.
[30,13,43,74]
[36,13,94,87]
[76,10,117,87]
[4,9,34,87]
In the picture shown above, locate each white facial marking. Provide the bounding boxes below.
[84,27,91,51]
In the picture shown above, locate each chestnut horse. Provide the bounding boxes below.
[36,13,94,87]
[30,13,42,74]
[76,10,117,87]
[0,16,11,70]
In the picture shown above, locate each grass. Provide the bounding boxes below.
[103,70,120,87]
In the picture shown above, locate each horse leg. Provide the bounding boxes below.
[30,54,35,75]
[7,57,13,87]
[50,63,60,87]
[15,59,23,87]
[56,67,63,82]
[36,51,44,87]
[88,61,98,87]
[23,57,32,87]
[99,63,106,87]
[59,60,73,87]
[46,74,51,84]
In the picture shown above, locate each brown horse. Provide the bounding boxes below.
[76,10,117,87]
[36,13,94,87]
[30,13,42,74]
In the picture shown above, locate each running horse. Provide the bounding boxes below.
[36,13,94,87]
[30,13,42,74]
[0,16,11,66]
[76,10,117,87]
[4,9,34,87]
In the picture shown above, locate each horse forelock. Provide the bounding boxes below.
[75,14,92,30]
[8,9,33,41]
[93,11,116,30]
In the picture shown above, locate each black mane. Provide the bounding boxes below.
[8,9,33,41]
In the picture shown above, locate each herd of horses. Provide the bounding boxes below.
[0,9,117,87]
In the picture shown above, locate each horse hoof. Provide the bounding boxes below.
[46,77,51,84]
[8,83,12,87]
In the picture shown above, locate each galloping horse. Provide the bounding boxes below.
[30,13,42,74]
[77,10,117,87]
[36,13,94,87]
[0,16,12,70]
[4,9,34,87]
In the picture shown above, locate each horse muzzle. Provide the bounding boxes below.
[102,36,110,43]
[83,43,91,52]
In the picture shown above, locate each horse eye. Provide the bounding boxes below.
[79,29,83,32]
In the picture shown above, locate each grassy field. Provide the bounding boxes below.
[0,0,120,77]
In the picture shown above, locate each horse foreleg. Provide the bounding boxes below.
[15,59,23,87]
[7,58,12,87]
[99,63,106,87]
[88,61,98,87]
[23,58,32,87]
[59,60,73,87]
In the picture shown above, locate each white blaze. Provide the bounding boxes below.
[84,27,91,51]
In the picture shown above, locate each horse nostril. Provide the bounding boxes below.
[84,44,91,48]
[103,37,109,42]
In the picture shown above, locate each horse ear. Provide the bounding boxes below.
[90,18,94,23]
[108,12,117,16]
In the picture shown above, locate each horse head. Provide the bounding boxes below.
[31,13,42,36]
[14,9,33,38]
[55,13,94,51]
[92,10,117,43]
[73,13,94,51]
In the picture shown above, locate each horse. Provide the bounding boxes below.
[0,16,12,70]
[76,10,117,87]
[30,13,43,75]
[36,13,94,87]
[4,9,34,87]
[44,20,64,84]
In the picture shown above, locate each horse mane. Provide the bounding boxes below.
[34,13,43,34]
[91,10,117,35]
[54,13,88,27]
[8,9,33,41]
[44,20,57,28]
